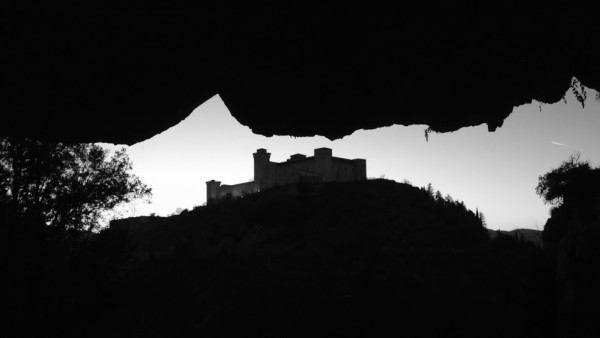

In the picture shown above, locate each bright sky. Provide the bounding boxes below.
[100,87,600,231]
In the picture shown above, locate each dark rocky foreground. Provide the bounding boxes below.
[1,180,554,337]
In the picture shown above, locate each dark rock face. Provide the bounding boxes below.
[2,3,599,144]
[543,201,600,337]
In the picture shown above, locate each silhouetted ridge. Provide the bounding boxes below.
[2,180,554,337]
[111,180,488,254]
[87,179,552,337]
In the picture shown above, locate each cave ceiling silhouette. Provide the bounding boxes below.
[2,3,599,144]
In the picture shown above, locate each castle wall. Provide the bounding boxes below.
[274,159,322,186]
[258,148,366,188]
[218,181,259,199]
[209,147,365,203]
[331,158,361,182]
[353,159,367,180]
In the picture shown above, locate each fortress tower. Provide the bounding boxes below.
[253,148,272,190]
[205,180,222,205]
[314,147,333,180]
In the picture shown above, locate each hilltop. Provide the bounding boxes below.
[110,179,489,255]
[3,179,554,337]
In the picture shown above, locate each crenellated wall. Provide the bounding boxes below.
[206,180,259,204]
[218,181,259,200]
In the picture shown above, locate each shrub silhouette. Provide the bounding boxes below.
[0,137,151,231]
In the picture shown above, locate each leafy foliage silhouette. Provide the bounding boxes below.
[0,137,151,231]
[535,152,592,207]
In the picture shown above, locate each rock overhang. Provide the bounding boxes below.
[1,3,598,144]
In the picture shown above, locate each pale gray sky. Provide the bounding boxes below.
[100,87,600,230]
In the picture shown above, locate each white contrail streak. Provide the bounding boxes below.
[551,141,568,147]
[551,141,579,152]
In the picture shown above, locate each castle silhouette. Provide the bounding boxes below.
[206,148,366,203]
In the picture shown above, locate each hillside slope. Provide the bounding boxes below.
[111,179,489,256]
[3,180,554,337]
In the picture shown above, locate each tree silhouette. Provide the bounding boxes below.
[477,210,487,228]
[434,190,443,203]
[0,137,152,231]
[426,182,434,198]
[535,152,593,207]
